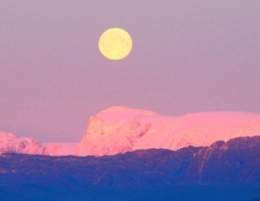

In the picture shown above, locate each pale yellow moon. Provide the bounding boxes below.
[98,28,132,60]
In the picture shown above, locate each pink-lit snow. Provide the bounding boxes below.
[1,106,260,156]
[75,106,260,156]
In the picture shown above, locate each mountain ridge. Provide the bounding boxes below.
[75,106,260,156]
[1,136,260,201]
[1,106,260,156]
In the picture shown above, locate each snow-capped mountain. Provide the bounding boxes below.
[0,131,76,156]
[1,106,260,200]
[0,131,45,155]
[1,106,260,156]
[75,106,260,156]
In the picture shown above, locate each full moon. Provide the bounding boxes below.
[98,28,133,60]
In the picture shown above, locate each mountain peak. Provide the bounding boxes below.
[1,107,260,157]
[75,108,260,156]
[0,131,46,155]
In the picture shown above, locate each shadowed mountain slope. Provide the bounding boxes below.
[0,136,260,201]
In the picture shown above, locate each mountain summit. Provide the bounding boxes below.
[75,106,260,156]
[1,106,260,156]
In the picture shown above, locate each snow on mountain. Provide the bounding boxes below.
[1,106,260,156]
[0,131,45,155]
[75,106,260,156]
[0,131,76,156]
[44,143,77,156]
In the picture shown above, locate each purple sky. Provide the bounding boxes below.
[1,1,260,142]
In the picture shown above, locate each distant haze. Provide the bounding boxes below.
[0,1,260,142]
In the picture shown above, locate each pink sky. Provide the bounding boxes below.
[0,1,260,142]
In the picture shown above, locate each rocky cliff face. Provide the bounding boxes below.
[0,136,260,201]
[75,106,260,156]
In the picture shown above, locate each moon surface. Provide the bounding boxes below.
[98,28,132,60]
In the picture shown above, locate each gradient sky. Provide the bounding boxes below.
[1,1,260,142]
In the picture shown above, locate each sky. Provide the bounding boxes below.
[0,0,260,142]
